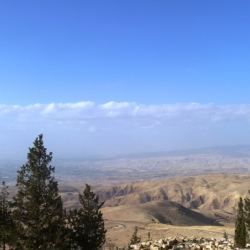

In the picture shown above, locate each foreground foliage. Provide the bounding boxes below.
[233,191,250,248]
[11,134,64,249]
[0,181,13,250]
[234,197,246,248]
[67,184,106,250]
[0,134,106,250]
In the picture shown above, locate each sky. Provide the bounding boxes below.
[1,0,250,159]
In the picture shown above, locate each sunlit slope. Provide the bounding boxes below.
[59,174,250,226]
[96,174,249,214]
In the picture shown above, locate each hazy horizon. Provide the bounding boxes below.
[1,143,250,163]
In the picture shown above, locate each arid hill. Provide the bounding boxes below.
[102,200,218,226]
[96,174,249,217]
[60,173,250,226]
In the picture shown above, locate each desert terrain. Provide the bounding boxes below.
[2,146,250,248]
[60,174,248,248]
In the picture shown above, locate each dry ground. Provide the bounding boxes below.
[59,173,247,247]
[104,221,235,248]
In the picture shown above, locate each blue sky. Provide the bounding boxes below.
[1,1,250,158]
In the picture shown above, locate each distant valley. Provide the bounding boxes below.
[2,145,250,185]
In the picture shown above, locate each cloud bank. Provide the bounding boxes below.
[1,102,250,128]
[1,102,250,157]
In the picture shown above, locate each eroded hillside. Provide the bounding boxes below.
[97,174,248,216]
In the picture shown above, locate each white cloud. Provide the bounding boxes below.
[2,102,250,157]
[1,102,250,128]
[43,103,56,114]
[101,101,133,109]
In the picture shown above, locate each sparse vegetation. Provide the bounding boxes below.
[223,231,228,241]
[147,231,151,241]
[129,226,141,247]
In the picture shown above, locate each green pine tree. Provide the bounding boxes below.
[129,226,141,247]
[67,183,106,250]
[244,191,250,244]
[0,181,13,250]
[11,134,65,249]
[235,197,246,248]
